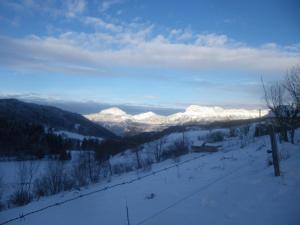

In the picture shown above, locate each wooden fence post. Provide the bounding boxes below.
[269,125,280,176]
[126,201,131,225]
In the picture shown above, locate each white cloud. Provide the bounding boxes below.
[261,42,278,50]
[100,0,123,12]
[0,16,299,76]
[170,29,194,41]
[1,0,87,19]
[196,33,228,46]
[83,16,122,32]
[64,0,86,17]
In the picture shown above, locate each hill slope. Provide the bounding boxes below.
[0,133,299,225]
[0,99,116,139]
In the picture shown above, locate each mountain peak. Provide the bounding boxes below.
[185,105,223,115]
[100,107,127,116]
[132,111,158,120]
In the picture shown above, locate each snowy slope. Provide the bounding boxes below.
[0,99,116,139]
[54,130,103,141]
[1,132,299,225]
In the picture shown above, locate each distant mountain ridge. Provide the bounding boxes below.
[0,99,116,139]
[85,105,268,135]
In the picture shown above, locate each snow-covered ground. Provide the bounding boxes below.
[54,130,103,141]
[0,150,96,203]
[1,129,299,225]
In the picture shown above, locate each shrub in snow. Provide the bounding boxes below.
[254,124,269,137]
[112,163,134,175]
[9,160,38,206]
[206,131,225,143]
[33,177,50,198]
[153,138,166,163]
[34,161,72,196]
[71,158,89,188]
[9,189,33,207]
[0,176,4,210]
[70,152,101,187]
[0,177,2,199]
[141,158,153,172]
[100,159,113,179]
[161,140,189,160]
[132,146,143,169]
[62,175,75,192]
[46,161,67,194]
[86,159,102,184]
[229,127,238,137]
[238,124,256,148]
[34,171,74,198]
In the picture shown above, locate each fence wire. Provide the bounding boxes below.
[1,154,207,225]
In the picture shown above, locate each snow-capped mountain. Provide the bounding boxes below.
[132,112,167,124]
[84,105,268,135]
[100,107,128,116]
[86,107,131,123]
[168,105,268,124]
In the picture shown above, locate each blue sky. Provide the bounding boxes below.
[0,0,299,110]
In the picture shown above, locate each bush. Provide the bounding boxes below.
[70,152,101,187]
[112,163,134,175]
[100,160,113,179]
[206,131,225,143]
[141,158,153,172]
[62,175,75,192]
[70,159,89,188]
[9,189,33,206]
[9,160,38,206]
[34,172,74,198]
[238,125,254,148]
[34,161,72,196]
[229,127,238,137]
[33,177,49,198]
[161,140,189,160]
[46,161,67,194]
[0,177,4,210]
[153,138,166,163]
[0,177,3,200]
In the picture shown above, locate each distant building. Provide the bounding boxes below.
[191,140,221,153]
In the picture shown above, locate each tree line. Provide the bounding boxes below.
[0,118,103,160]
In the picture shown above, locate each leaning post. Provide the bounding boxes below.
[269,125,280,176]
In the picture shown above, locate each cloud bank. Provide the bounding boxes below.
[0,0,299,76]
[1,29,299,76]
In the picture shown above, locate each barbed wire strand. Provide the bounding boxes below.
[136,163,248,225]
[1,153,208,225]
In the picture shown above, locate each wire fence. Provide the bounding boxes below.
[1,151,253,225]
[1,153,208,225]
[136,163,248,225]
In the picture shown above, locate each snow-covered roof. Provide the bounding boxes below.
[192,140,205,146]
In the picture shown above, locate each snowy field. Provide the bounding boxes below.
[0,127,230,192]
[1,131,300,225]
